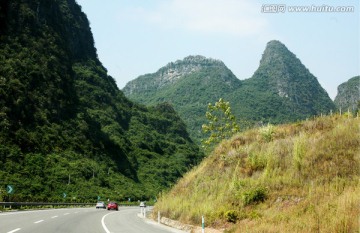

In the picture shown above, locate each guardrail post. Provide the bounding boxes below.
[140,206,144,218]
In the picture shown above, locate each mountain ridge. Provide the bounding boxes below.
[123,40,335,143]
[123,55,228,94]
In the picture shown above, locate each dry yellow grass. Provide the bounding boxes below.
[154,115,360,233]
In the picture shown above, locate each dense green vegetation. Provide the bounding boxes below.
[123,42,336,144]
[0,0,202,202]
[154,115,360,232]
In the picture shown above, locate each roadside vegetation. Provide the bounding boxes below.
[153,114,359,233]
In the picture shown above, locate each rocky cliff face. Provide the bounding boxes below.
[334,76,360,112]
[123,55,227,95]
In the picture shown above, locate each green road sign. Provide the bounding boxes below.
[97,196,101,200]
[63,192,67,198]
[6,185,14,194]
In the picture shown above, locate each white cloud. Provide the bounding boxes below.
[123,0,268,37]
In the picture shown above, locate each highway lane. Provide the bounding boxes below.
[0,207,187,233]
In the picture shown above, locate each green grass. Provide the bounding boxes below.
[153,115,360,232]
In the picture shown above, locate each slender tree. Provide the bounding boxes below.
[202,98,239,149]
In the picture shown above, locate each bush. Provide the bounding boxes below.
[224,210,239,223]
[242,186,267,205]
[259,124,275,142]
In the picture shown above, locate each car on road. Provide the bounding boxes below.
[139,201,146,207]
[95,201,106,209]
[107,202,119,211]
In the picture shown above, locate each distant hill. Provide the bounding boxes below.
[334,76,360,112]
[0,0,202,202]
[154,115,360,232]
[123,41,335,143]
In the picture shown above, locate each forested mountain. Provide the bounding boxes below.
[0,0,202,202]
[334,76,360,112]
[123,55,241,143]
[123,41,335,143]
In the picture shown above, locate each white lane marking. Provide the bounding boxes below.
[7,228,21,233]
[34,220,44,224]
[51,215,58,218]
[64,213,70,215]
[101,212,118,233]
[0,208,91,216]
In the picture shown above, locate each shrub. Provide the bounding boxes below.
[224,210,239,223]
[242,186,267,206]
[259,124,275,142]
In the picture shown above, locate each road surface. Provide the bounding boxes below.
[0,207,187,233]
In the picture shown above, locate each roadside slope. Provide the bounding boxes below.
[154,115,360,233]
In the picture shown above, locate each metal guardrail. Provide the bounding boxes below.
[0,202,93,209]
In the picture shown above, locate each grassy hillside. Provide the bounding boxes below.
[154,115,359,233]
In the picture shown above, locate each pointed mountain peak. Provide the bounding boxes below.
[266,40,287,48]
[259,40,294,66]
[250,40,335,114]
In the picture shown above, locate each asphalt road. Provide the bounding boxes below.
[0,207,187,233]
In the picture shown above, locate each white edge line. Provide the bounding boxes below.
[34,220,44,224]
[7,228,21,233]
[51,215,58,218]
[101,212,117,233]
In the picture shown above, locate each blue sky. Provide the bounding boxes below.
[76,0,359,99]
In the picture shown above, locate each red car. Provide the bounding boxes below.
[107,202,118,211]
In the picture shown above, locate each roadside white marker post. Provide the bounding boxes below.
[202,216,205,233]
[144,206,146,218]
